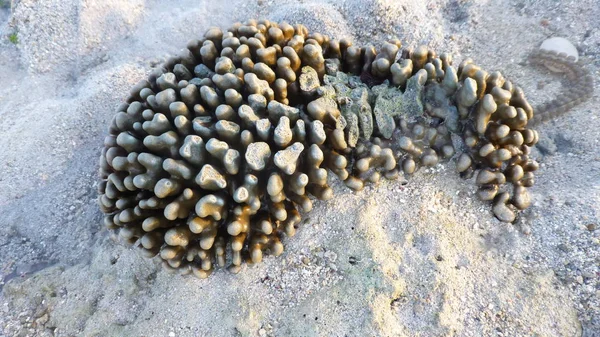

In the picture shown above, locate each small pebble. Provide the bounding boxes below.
[540,37,579,63]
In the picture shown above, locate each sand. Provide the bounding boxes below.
[0,0,598,336]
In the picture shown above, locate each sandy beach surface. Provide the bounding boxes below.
[0,0,599,336]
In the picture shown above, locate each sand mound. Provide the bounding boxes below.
[1,0,598,336]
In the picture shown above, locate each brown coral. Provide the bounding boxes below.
[98,19,542,278]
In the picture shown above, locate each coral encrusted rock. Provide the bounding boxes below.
[98,19,542,278]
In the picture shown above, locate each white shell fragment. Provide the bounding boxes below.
[539,37,579,72]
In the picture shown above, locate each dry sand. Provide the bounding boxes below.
[0,0,599,336]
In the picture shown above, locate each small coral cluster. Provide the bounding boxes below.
[98,20,540,277]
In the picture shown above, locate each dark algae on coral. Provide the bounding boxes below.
[98,19,547,278]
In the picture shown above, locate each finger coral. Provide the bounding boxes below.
[98,19,543,278]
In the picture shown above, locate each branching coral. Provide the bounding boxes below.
[98,19,544,277]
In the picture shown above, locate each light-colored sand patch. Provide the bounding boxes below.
[1,0,598,336]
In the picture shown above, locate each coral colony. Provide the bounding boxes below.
[98,20,591,278]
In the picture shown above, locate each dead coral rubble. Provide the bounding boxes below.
[98,19,540,278]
